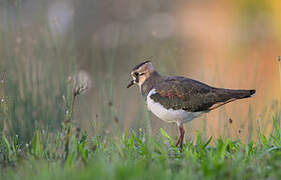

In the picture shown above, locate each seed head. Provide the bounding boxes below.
[73,70,92,97]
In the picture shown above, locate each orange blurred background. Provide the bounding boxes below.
[172,0,281,140]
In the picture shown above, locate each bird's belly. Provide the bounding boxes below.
[146,89,204,124]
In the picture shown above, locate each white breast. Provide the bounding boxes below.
[146,89,204,125]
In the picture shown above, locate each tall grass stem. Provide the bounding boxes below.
[277,56,281,130]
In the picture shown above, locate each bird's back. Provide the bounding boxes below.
[150,76,255,112]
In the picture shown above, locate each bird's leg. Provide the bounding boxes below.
[176,124,185,149]
[179,125,185,149]
[176,126,181,147]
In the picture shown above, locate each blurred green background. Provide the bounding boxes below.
[0,0,280,142]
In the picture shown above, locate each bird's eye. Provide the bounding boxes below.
[134,72,139,77]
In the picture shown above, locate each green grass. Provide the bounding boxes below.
[0,119,281,180]
[1,62,280,179]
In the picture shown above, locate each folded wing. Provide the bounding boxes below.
[150,76,255,112]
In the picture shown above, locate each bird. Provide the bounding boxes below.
[127,61,255,149]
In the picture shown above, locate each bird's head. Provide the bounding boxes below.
[127,61,155,88]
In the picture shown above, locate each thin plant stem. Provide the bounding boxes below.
[64,92,76,164]
[71,93,76,120]
[277,56,281,93]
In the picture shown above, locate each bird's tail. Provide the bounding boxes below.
[208,89,256,111]
[223,89,256,99]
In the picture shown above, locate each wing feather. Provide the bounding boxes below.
[150,76,242,112]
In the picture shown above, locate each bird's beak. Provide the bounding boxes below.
[127,80,135,88]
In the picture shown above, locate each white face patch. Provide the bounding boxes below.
[146,89,204,125]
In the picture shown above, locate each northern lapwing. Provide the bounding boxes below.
[127,61,255,149]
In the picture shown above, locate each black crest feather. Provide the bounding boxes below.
[132,61,151,71]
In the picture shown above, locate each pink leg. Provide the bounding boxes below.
[176,124,185,150]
